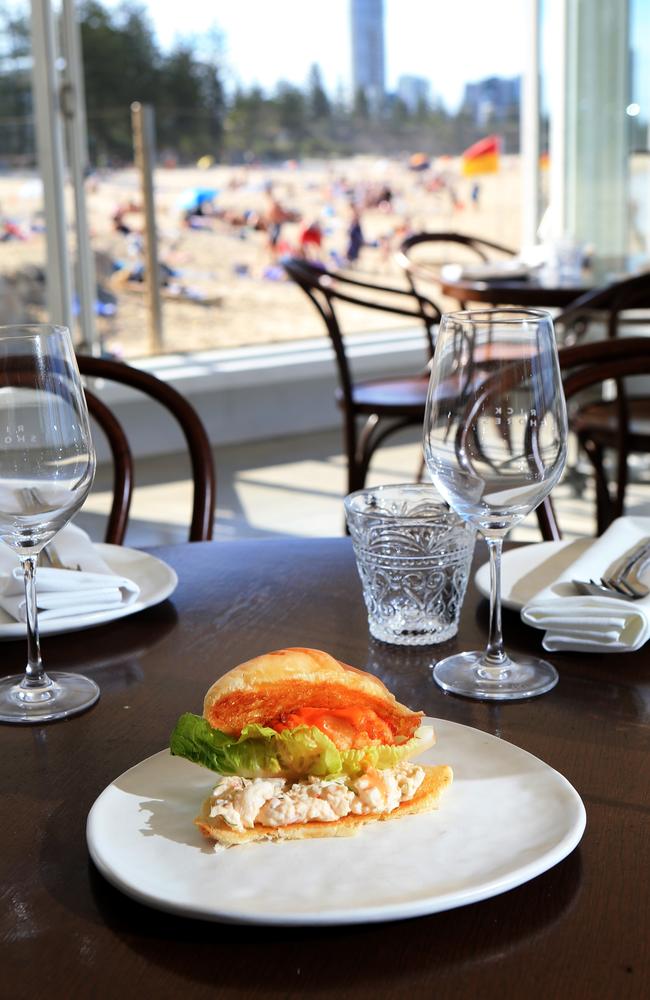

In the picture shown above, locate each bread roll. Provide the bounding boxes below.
[196,764,453,845]
[203,647,424,742]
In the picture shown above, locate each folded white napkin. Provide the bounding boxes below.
[441,261,532,282]
[521,516,650,652]
[0,523,140,622]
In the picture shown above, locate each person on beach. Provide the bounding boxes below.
[264,185,292,258]
[297,218,323,260]
[111,201,141,236]
[346,207,364,264]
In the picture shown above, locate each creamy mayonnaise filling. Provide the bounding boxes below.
[206,763,425,830]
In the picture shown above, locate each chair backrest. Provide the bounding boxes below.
[554,271,650,344]
[538,336,650,539]
[399,230,516,261]
[396,231,516,294]
[77,355,216,544]
[559,336,650,394]
[282,257,439,411]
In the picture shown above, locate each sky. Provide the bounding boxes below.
[102,0,525,111]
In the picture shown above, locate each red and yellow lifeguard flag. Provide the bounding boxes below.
[461,135,500,177]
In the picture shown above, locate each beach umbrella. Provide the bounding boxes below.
[460,135,500,177]
[177,187,218,211]
[409,152,430,172]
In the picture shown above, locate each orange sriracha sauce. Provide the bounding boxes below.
[269,706,395,750]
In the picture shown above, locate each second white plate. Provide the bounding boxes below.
[0,544,178,640]
[87,718,586,926]
[475,538,592,611]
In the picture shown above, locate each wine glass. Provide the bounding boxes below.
[0,325,98,723]
[423,308,568,700]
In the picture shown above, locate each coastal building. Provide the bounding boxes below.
[463,75,521,127]
[396,75,431,114]
[350,0,385,109]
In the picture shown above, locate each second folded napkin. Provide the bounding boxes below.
[441,261,532,282]
[520,516,650,652]
[0,524,140,622]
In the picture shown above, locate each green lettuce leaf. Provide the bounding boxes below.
[170,713,341,778]
[170,715,433,779]
[340,728,433,775]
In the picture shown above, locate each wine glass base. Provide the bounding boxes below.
[433,651,558,701]
[0,672,100,724]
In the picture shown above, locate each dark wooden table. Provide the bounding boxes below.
[1,538,648,999]
[438,257,638,309]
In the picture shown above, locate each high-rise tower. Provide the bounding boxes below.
[350,0,385,109]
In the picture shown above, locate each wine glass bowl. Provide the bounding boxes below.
[424,308,568,700]
[0,325,98,723]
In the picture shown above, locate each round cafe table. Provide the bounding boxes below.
[0,536,648,999]
[436,256,638,309]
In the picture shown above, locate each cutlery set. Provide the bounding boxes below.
[39,544,82,572]
[572,537,650,601]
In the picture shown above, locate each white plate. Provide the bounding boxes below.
[475,538,592,612]
[441,261,532,282]
[86,718,586,926]
[0,545,178,640]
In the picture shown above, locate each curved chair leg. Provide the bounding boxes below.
[581,437,613,535]
[357,415,418,488]
[536,495,562,541]
[343,411,365,496]
[614,443,629,521]
[352,414,379,493]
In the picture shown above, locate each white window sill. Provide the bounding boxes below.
[87,326,430,456]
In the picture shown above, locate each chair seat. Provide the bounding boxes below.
[341,366,496,417]
[338,375,430,416]
[574,397,650,444]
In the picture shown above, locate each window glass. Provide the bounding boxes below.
[3,1,529,357]
[629,0,650,257]
[0,2,47,327]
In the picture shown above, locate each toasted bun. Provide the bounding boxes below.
[203,647,423,741]
[195,764,452,845]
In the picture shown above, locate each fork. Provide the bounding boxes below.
[39,544,82,572]
[601,574,649,599]
[571,579,636,601]
[603,541,650,599]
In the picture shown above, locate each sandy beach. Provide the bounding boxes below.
[0,155,523,358]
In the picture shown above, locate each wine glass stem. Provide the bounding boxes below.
[484,536,508,668]
[20,555,48,689]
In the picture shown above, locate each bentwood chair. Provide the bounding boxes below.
[396,231,516,306]
[542,274,650,535]
[282,257,440,494]
[77,356,216,544]
[553,270,650,346]
[536,336,650,540]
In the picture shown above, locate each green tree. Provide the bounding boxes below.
[0,2,33,162]
[274,81,306,137]
[79,1,225,164]
[80,0,161,162]
[307,63,330,120]
[352,86,369,120]
[158,43,224,161]
[389,95,409,127]
[224,85,269,159]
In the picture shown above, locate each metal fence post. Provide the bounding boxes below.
[131,101,163,353]
[61,0,100,356]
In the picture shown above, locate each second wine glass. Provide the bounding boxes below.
[423,308,568,700]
